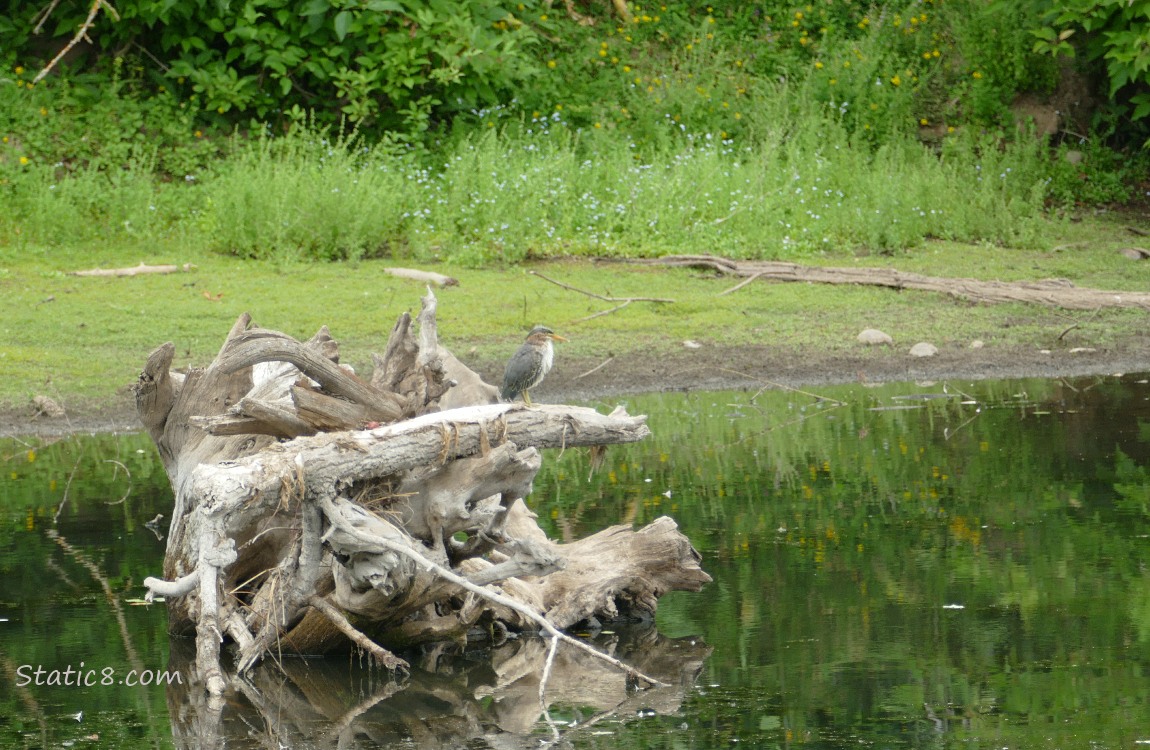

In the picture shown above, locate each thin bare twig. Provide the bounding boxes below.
[1057,306,1101,342]
[33,0,120,85]
[529,271,674,321]
[575,357,615,379]
[573,300,631,322]
[32,0,65,33]
[309,595,408,671]
[717,271,765,296]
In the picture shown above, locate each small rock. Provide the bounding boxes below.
[857,328,893,346]
[1064,149,1084,165]
[682,340,702,350]
[969,340,985,349]
[1118,247,1150,260]
[909,342,938,358]
[31,395,65,418]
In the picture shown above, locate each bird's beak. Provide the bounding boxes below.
[550,334,568,342]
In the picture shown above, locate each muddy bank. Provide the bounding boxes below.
[6,340,1150,440]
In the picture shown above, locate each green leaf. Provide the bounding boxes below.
[366,0,404,11]
[334,10,353,41]
[301,0,329,16]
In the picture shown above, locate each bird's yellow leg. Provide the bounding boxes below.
[523,390,533,406]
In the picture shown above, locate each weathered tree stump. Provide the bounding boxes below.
[135,290,710,696]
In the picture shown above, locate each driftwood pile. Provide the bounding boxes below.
[134,290,710,697]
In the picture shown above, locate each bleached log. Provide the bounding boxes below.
[381,267,459,287]
[135,291,708,701]
[70,262,196,277]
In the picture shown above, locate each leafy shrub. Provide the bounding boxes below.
[5,0,539,132]
[1030,0,1150,143]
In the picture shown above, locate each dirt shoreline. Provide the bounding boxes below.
[6,340,1150,440]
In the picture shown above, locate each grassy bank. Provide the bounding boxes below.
[0,117,1117,266]
[1,211,1148,414]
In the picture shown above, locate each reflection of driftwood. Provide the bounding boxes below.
[623,254,1150,310]
[69,262,196,277]
[136,290,709,698]
[165,625,709,749]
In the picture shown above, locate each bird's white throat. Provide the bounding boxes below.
[539,340,554,374]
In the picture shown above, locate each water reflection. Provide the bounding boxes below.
[3,375,1150,747]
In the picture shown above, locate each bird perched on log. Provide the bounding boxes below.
[501,325,567,405]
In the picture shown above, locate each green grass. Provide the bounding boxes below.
[2,117,1081,268]
[1,213,1147,413]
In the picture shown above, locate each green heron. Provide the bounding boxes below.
[500,325,568,405]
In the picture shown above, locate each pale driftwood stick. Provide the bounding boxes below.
[70,262,196,277]
[316,494,668,688]
[383,267,459,287]
[308,596,408,671]
[573,299,632,322]
[194,563,222,695]
[528,270,675,312]
[718,271,765,296]
[1128,226,1149,237]
[144,569,199,599]
[575,356,614,380]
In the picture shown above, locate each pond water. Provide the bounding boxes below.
[3,374,1150,748]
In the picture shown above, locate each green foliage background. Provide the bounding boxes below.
[0,0,1147,266]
